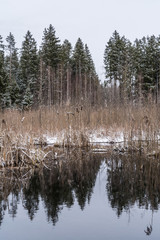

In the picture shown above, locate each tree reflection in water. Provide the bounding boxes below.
[106,153,160,235]
[0,149,103,226]
[0,149,160,236]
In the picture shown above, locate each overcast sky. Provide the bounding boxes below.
[1,0,160,81]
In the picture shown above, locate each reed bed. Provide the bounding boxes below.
[1,104,160,135]
[0,103,160,168]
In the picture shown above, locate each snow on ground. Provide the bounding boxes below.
[89,129,124,143]
[45,136,60,145]
[44,131,65,145]
[41,128,160,147]
[44,128,126,146]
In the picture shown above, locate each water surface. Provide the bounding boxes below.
[0,151,160,240]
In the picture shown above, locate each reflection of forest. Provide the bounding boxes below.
[0,150,103,226]
[106,154,160,217]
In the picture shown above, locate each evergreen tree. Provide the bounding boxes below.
[72,38,86,73]
[84,44,97,103]
[59,39,72,103]
[104,31,123,102]
[104,31,133,102]
[41,24,60,68]
[132,38,146,100]
[132,36,160,101]
[0,35,8,107]
[40,25,61,105]
[18,31,39,107]
[5,32,19,83]
[72,38,86,102]
[119,37,134,101]
[22,86,33,109]
[60,39,72,67]
[144,36,159,95]
[5,32,20,106]
[104,31,121,83]
[84,44,96,74]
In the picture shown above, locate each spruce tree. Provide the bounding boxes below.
[132,38,146,101]
[18,31,39,107]
[60,39,72,68]
[84,44,97,102]
[22,86,33,109]
[0,35,8,107]
[104,31,132,103]
[144,36,159,95]
[104,31,123,102]
[5,33,19,82]
[5,32,20,106]
[72,38,86,102]
[72,38,86,73]
[41,24,60,68]
[41,25,60,105]
[60,39,72,103]
[84,44,96,74]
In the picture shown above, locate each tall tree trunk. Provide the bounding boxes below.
[84,71,87,101]
[76,66,79,103]
[79,60,82,103]
[38,58,43,105]
[47,66,51,106]
[138,73,142,106]
[114,78,117,105]
[156,73,159,104]
[9,51,12,83]
[89,73,92,105]
[66,63,70,104]
[60,64,63,106]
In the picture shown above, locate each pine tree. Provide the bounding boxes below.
[18,31,39,107]
[104,31,122,102]
[0,35,8,107]
[72,38,86,72]
[119,37,133,102]
[132,38,146,102]
[144,36,159,96]
[84,44,96,102]
[132,36,160,102]
[104,31,133,103]
[41,25,61,105]
[60,39,72,104]
[41,24,60,68]
[84,44,96,74]
[22,86,33,109]
[5,32,20,106]
[5,33,19,82]
[60,39,72,67]
[72,38,86,102]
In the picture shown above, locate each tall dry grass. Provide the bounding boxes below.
[0,103,160,166]
[1,104,160,140]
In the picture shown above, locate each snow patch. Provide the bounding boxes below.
[44,128,126,145]
[89,129,125,143]
[44,131,66,145]
[46,136,59,145]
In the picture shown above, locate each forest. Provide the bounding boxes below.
[1,27,160,109]
[104,30,160,105]
[0,24,101,109]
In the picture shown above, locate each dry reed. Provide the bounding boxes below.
[0,103,160,167]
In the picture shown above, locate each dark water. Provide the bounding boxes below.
[0,150,160,240]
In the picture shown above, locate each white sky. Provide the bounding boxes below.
[1,0,160,82]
